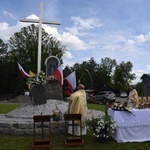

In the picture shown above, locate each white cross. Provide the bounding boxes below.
[20,3,60,74]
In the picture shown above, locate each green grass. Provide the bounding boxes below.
[0,103,104,114]
[0,132,150,150]
[0,103,150,150]
[0,103,22,114]
[87,103,107,112]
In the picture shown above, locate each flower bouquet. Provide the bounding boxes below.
[86,115,116,141]
[27,71,58,86]
[111,102,135,116]
[27,71,47,85]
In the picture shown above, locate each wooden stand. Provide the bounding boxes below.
[32,115,51,149]
[64,114,84,146]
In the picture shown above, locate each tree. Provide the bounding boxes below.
[74,62,87,84]
[63,65,74,78]
[0,39,8,59]
[135,82,143,96]
[0,24,138,96]
[8,24,66,72]
[113,61,135,91]
[66,61,91,88]
[64,57,137,92]
[87,58,97,87]
[44,36,66,64]
[0,39,8,94]
[98,57,116,87]
[0,24,67,95]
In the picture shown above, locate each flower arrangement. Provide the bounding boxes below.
[86,115,116,140]
[27,71,47,85]
[27,71,57,85]
[111,102,126,111]
[111,102,135,116]
[111,102,132,111]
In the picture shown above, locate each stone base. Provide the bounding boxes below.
[0,100,104,135]
[0,115,66,135]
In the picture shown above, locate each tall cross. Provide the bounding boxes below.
[20,3,60,73]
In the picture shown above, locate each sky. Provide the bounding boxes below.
[1,0,150,84]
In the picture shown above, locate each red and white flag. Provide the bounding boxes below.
[52,64,63,87]
[66,71,76,90]
[17,62,31,78]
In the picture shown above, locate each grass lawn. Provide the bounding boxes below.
[0,103,22,114]
[0,103,150,150]
[87,103,107,112]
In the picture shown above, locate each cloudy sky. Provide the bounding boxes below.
[1,0,150,84]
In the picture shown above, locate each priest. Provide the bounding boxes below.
[127,85,139,108]
[68,84,88,136]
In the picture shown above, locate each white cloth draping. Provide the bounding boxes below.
[108,108,150,143]
[68,125,87,136]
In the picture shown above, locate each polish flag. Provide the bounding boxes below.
[17,62,31,78]
[66,71,76,90]
[52,64,63,87]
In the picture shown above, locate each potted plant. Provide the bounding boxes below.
[52,110,62,121]
[86,115,116,142]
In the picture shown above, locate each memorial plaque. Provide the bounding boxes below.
[30,84,46,105]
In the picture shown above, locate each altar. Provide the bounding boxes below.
[108,108,150,143]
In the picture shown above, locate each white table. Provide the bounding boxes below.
[108,108,150,143]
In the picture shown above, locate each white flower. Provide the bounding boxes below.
[111,130,115,134]
[27,71,49,85]
[86,114,116,139]
[95,135,99,138]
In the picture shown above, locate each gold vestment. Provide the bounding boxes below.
[68,89,87,127]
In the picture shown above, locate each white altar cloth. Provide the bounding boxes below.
[108,108,150,143]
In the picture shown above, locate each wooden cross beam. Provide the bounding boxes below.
[20,3,60,73]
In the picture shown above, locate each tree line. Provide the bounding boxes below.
[0,24,142,99]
